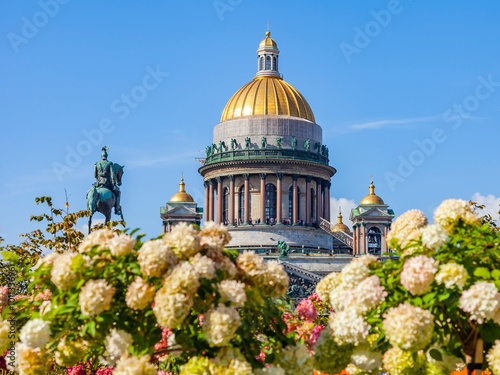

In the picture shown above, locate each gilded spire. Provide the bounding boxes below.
[338,207,343,224]
[360,176,385,205]
[179,178,186,193]
[169,176,194,202]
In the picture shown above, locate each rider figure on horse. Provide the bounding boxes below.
[93,146,122,216]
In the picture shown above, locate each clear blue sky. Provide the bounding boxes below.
[1,0,500,244]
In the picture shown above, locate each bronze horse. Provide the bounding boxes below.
[86,164,124,232]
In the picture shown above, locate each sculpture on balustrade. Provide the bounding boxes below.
[261,137,267,149]
[321,145,326,156]
[245,137,251,149]
[291,136,297,150]
[314,142,321,154]
[230,138,237,150]
[219,140,226,152]
[278,240,290,258]
[304,139,310,152]
[276,136,282,149]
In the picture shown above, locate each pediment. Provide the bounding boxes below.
[165,205,197,215]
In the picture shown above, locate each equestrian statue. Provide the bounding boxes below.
[86,146,124,232]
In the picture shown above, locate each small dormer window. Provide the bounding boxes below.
[266,56,271,70]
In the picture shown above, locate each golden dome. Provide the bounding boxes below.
[360,177,385,205]
[221,76,315,122]
[169,178,194,203]
[259,31,278,48]
[334,209,351,233]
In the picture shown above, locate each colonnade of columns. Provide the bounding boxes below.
[203,173,331,226]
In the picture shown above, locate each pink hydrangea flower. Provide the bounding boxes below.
[96,368,114,375]
[67,365,86,375]
[296,299,317,321]
[309,325,323,347]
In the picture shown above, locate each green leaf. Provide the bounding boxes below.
[429,349,443,362]
[1,250,19,262]
[474,267,491,279]
[492,269,500,280]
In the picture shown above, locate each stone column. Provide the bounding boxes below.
[244,174,250,225]
[216,177,222,224]
[316,178,322,223]
[323,181,329,220]
[361,224,366,255]
[292,174,298,225]
[306,177,311,225]
[383,225,388,253]
[326,182,331,221]
[259,173,266,225]
[208,180,214,222]
[276,173,283,224]
[229,175,235,226]
[204,181,209,222]
[162,223,167,234]
[354,225,359,255]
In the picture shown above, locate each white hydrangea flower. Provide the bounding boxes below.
[399,255,438,295]
[0,319,11,353]
[113,354,157,375]
[19,318,51,349]
[12,342,51,375]
[487,340,500,375]
[329,308,370,345]
[218,280,247,308]
[214,347,253,375]
[78,228,116,253]
[108,233,136,257]
[164,261,200,295]
[354,254,379,267]
[350,344,383,371]
[434,199,479,227]
[340,260,370,289]
[125,277,155,310]
[344,275,387,313]
[216,255,238,279]
[100,328,133,367]
[275,343,314,375]
[329,286,347,312]
[237,250,266,279]
[422,224,449,249]
[153,289,193,329]
[163,222,200,260]
[315,271,341,307]
[137,240,177,278]
[260,261,289,297]
[435,262,469,290]
[79,279,115,316]
[387,209,428,247]
[54,337,87,367]
[459,281,500,324]
[50,251,78,291]
[383,302,434,351]
[315,272,341,307]
[190,253,217,280]
[199,221,231,252]
[203,304,241,347]
[382,346,416,374]
[33,252,59,271]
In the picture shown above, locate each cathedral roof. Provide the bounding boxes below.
[220,31,315,123]
[360,177,385,205]
[169,178,194,203]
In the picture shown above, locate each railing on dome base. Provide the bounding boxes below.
[318,217,354,248]
[226,244,353,256]
[203,148,329,166]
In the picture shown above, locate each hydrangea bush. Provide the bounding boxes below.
[314,199,500,375]
[1,222,308,374]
